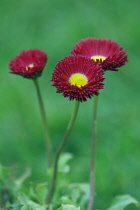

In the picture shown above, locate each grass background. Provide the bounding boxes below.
[0,0,140,209]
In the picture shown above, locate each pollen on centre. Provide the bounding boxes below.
[69,73,88,88]
[91,55,106,62]
[26,64,34,71]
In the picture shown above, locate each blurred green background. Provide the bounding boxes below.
[0,0,140,209]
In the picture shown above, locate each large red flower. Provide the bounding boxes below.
[71,38,128,71]
[52,55,105,102]
[9,49,48,78]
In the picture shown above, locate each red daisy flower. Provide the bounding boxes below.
[52,55,105,102]
[9,49,48,78]
[71,38,128,71]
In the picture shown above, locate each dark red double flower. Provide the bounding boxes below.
[9,49,48,78]
[71,38,128,71]
[52,55,105,102]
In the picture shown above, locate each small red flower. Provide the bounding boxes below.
[71,38,128,71]
[9,49,48,78]
[52,55,105,102]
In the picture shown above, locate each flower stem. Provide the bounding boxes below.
[33,78,52,168]
[87,96,99,210]
[46,100,80,208]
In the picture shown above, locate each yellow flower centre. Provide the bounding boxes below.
[91,55,106,62]
[69,73,88,88]
[26,64,34,71]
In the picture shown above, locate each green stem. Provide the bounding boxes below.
[87,96,99,210]
[33,78,52,168]
[46,100,80,208]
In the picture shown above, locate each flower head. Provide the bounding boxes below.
[9,49,48,78]
[52,55,105,102]
[71,38,128,71]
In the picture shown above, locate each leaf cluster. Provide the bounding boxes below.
[0,159,139,210]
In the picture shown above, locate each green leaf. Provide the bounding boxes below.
[17,193,46,210]
[18,193,30,205]
[56,204,81,210]
[10,203,23,210]
[35,183,47,204]
[107,194,140,210]
[59,196,74,205]
[21,203,45,210]
[28,186,37,201]
[58,153,73,173]
[67,183,89,206]
[21,205,32,210]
